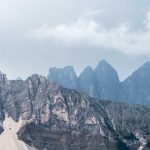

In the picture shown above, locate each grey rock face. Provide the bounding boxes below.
[122,62,150,104]
[48,60,150,104]
[78,66,97,98]
[47,66,78,90]
[0,71,8,128]
[94,60,121,100]
[0,73,150,149]
[48,60,122,101]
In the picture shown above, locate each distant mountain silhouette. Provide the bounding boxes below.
[47,66,78,90]
[48,60,150,104]
[122,62,150,104]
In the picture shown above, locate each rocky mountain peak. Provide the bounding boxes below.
[122,61,150,104]
[27,74,47,82]
[47,60,150,104]
[94,60,121,100]
[63,66,75,72]
[0,71,8,85]
[47,61,122,101]
[82,66,94,74]
[79,66,97,98]
[95,60,117,74]
[98,59,109,65]
[0,71,150,150]
[134,61,150,75]
[48,66,78,90]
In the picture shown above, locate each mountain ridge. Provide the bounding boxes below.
[0,72,150,149]
[48,60,150,104]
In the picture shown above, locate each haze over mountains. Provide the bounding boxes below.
[48,60,150,105]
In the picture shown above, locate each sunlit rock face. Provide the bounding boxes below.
[0,73,150,150]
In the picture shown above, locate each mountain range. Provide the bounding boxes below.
[0,72,150,149]
[48,60,150,105]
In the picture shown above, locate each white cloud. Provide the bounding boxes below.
[30,11,150,55]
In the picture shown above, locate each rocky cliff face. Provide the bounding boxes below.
[78,66,97,98]
[0,71,8,134]
[94,60,121,100]
[48,60,122,101]
[0,73,150,150]
[47,66,78,90]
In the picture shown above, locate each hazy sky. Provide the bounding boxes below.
[0,0,150,80]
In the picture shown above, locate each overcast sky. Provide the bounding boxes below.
[0,0,150,80]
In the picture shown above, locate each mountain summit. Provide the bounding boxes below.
[47,66,78,90]
[48,60,122,101]
[78,66,97,97]
[94,60,121,100]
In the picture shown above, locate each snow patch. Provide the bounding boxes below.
[0,116,37,150]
